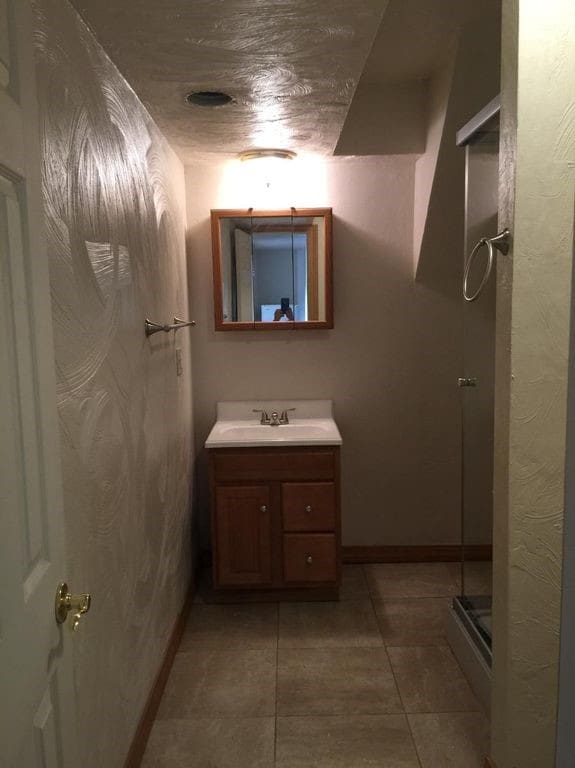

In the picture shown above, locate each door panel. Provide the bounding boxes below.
[0,0,11,89]
[0,1,77,765]
[0,176,49,581]
[234,228,254,322]
[215,485,272,586]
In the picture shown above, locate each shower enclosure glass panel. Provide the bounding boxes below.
[459,108,500,657]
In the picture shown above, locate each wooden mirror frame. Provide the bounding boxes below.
[210,208,333,331]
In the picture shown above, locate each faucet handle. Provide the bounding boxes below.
[252,409,270,424]
[280,408,296,424]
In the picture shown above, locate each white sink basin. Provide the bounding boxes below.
[206,419,342,448]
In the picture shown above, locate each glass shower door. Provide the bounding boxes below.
[458,110,500,656]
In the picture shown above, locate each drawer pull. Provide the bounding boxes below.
[305,554,313,565]
[260,505,267,513]
[305,505,312,513]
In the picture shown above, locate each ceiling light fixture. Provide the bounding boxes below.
[185,90,234,107]
[238,149,297,162]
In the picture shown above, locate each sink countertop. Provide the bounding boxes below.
[205,400,342,448]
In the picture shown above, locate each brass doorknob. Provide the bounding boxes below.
[55,583,91,631]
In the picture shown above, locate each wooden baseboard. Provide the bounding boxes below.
[342,544,492,564]
[124,575,196,768]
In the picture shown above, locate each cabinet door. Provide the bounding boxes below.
[214,485,272,586]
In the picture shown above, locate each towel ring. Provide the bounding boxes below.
[463,229,511,302]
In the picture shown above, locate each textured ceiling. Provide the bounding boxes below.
[71,0,390,162]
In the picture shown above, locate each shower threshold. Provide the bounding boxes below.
[446,597,492,713]
[453,595,492,665]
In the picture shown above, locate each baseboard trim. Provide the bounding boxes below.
[342,544,492,564]
[124,574,195,768]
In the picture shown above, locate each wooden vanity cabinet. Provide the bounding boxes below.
[209,446,341,598]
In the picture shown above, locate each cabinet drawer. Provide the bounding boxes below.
[282,482,336,531]
[283,534,337,584]
[212,448,336,482]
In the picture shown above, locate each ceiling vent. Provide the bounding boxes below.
[185,90,234,107]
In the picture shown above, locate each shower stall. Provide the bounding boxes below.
[447,96,509,711]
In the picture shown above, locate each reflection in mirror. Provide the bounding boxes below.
[211,209,332,330]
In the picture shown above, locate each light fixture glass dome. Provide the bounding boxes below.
[238,148,297,162]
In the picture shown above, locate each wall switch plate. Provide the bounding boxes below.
[175,347,183,377]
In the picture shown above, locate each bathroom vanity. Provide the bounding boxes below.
[205,401,342,600]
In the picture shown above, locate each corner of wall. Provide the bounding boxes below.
[412,57,457,276]
[413,4,502,286]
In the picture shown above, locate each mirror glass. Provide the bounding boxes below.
[211,208,332,330]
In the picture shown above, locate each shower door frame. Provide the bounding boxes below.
[446,96,501,713]
[453,95,501,665]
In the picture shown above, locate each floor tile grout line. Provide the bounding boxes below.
[364,563,406,712]
[363,563,424,768]
[161,567,482,765]
[405,712,426,768]
[177,641,463,653]
[371,594,456,601]
[275,707,483,718]
[362,561,486,764]
[273,601,279,767]
[362,561,460,601]
[385,643,453,650]
[182,644,386,651]
[152,706,483,724]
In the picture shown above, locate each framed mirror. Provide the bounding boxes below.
[210,208,333,330]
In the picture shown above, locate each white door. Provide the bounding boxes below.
[0,1,79,765]
[235,227,255,321]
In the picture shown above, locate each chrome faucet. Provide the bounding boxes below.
[252,408,296,426]
[253,409,271,424]
[280,408,296,424]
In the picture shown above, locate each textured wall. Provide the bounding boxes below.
[492,0,575,765]
[186,156,463,548]
[33,1,193,765]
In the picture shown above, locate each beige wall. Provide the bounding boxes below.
[34,1,194,765]
[415,4,501,281]
[492,0,575,765]
[336,81,427,156]
[186,156,463,547]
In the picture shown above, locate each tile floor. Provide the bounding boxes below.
[141,563,489,767]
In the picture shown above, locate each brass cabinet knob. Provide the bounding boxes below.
[55,582,91,631]
[305,505,312,513]
[305,555,313,565]
[260,505,267,513]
